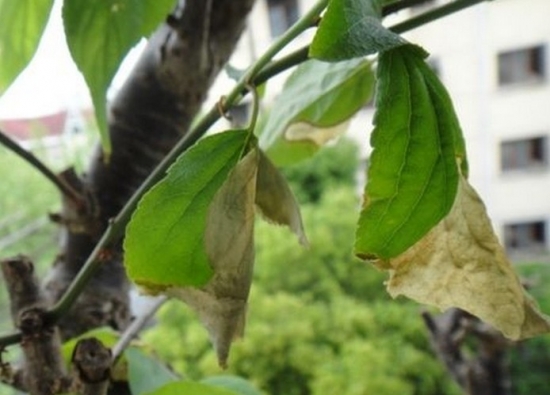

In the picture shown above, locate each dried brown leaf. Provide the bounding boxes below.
[168,148,259,368]
[376,176,550,340]
[255,151,308,246]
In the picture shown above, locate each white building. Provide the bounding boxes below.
[223,0,550,261]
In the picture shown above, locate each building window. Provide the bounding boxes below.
[501,136,547,171]
[498,45,546,86]
[504,221,547,251]
[267,0,299,38]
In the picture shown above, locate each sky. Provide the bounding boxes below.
[0,0,92,119]
[0,0,147,120]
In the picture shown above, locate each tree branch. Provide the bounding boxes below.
[1,256,69,395]
[70,338,112,395]
[111,296,168,363]
[390,0,489,33]
[0,130,84,207]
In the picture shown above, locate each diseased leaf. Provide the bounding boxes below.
[377,176,550,340]
[0,0,54,94]
[259,59,374,164]
[124,131,248,291]
[169,148,259,368]
[126,347,178,395]
[355,44,465,260]
[63,0,173,155]
[310,0,405,61]
[256,150,307,246]
[144,381,238,395]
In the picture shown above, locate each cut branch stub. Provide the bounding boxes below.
[71,338,112,395]
[18,307,69,395]
[1,255,43,322]
[1,256,69,395]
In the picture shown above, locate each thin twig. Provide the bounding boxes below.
[382,0,436,16]
[111,295,168,363]
[0,130,83,205]
[390,0,489,33]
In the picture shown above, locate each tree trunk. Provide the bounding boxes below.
[422,309,513,395]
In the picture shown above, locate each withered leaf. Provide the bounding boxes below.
[255,151,308,246]
[375,176,550,340]
[168,148,259,368]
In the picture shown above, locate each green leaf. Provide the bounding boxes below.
[202,376,263,395]
[0,0,54,94]
[355,44,466,260]
[124,130,248,291]
[145,381,238,395]
[264,138,319,167]
[126,347,178,395]
[259,59,374,164]
[63,0,173,156]
[310,0,406,61]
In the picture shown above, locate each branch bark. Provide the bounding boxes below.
[70,338,112,395]
[1,256,69,395]
[422,309,512,395]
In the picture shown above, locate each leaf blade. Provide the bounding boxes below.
[259,58,374,164]
[0,0,54,94]
[170,147,259,368]
[62,0,171,155]
[144,381,238,395]
[256,150,307,246]
[310,0,405,61]
[378,176,550,340]
[124,130,248,290]
[126,347,178,395]
[355,45,463,259]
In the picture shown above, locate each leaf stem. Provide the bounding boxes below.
[390,0,490,34]
[253,45,310,88]
[44,0,329,326]
[0,130,83,205]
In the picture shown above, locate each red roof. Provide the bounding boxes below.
[0,111,68,141]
